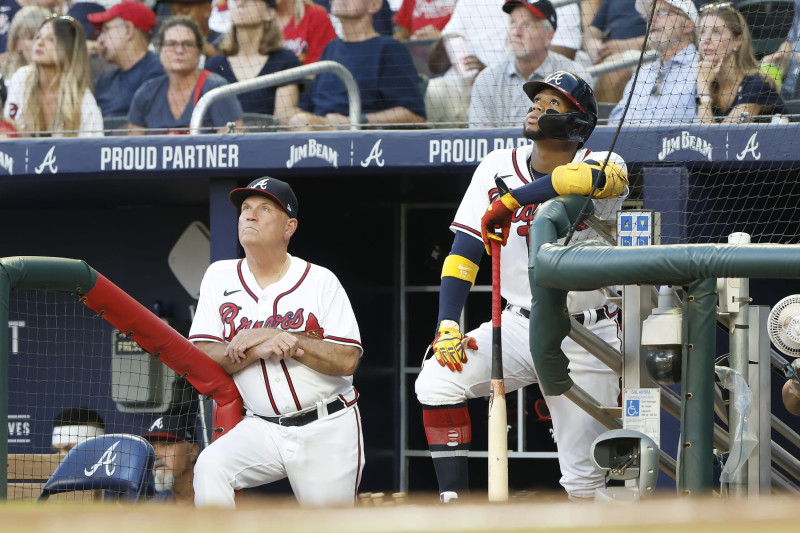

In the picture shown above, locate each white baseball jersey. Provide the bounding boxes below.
[189,255,363,416]
[451,144,627,313]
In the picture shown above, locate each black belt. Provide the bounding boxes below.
[506,304,609,325]
[251,398,347,427]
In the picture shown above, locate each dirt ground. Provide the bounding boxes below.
[1,492,798,533]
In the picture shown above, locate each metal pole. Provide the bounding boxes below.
[726,232,751,497]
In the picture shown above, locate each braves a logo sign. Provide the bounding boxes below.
[84,441,120,477]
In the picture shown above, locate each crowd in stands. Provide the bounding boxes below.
[0,0,796,135]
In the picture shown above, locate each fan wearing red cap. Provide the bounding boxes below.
[188,177,365,508]
[88,1,164,118]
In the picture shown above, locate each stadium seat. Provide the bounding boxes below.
[37,434,155,502]
[241,112,280,132]
[103,115,129,136]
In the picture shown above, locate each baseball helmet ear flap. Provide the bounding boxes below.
[523,71,598,146]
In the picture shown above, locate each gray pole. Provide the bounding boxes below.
[726,232,751,497]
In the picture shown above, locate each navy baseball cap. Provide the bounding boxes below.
[230,177,299,219]
[68,2,106,40]
[141,414,195,442]
[502,0,558,31]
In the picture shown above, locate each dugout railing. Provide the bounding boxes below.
[0,256,245,500]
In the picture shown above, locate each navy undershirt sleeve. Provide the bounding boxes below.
[507,174,558,206]
[436,232,485,326]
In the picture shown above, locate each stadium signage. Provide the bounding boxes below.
[0,150,13,175]
[736,133,761,161]
[286,138,339,168]
[428,137,528,164]
[657,131,713,161]
[99,144,240,170]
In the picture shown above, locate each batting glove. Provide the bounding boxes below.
[431,320,478,372]
[481,177,520,255]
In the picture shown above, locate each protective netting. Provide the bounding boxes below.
[6,289,200,502]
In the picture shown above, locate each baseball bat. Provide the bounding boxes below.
[487,236,508,502]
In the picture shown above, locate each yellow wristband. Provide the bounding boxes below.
[500,192,521,211]
[441,254,479,285]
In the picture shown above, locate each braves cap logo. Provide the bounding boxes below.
[148,417,165,432]
[252,178,270,190]
[545,72,565,86]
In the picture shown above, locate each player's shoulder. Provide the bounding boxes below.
[476,144,531,172]
[577,148,626,170]
[207,258,241,274]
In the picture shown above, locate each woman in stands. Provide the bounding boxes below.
[128,16,243,134]
[276,0,337,64]
[696,3,784,123]
[205,0,302,124]
[1,6,52,80]
[2,14,103,137]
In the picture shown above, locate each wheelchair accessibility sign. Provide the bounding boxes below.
[623,388,660,446]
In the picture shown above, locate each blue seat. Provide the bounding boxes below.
[38,434,155,502]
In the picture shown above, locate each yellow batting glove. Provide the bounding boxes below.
[431,320,478,372]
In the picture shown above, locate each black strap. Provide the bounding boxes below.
[252,398,348,427]
[507,304,609,324]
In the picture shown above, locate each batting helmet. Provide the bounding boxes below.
[523,71,598,146]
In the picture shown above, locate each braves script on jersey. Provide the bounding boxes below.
[451,145,627,313]
[189,255,363,416]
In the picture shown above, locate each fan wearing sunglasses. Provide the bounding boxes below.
[2,15,103,137]
[696,2,784,123]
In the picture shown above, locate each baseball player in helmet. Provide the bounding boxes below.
[415,71,628,502]
[189,177,364,507]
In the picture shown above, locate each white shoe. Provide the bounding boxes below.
[440,491,459,503]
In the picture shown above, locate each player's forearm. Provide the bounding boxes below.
[193,340,260,375]
[292,336,361,376]
[437,232,484,324]
[366,107,426,126]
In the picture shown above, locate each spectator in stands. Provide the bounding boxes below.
[67,1,113,80]
[469,0,593,129]
[166,0,224,59]
[392,0,456,42]
[88,1,164,118]
[287,0,425,130]
[3,14,104,136]
[695,3,783,123]
[317,0,395,38]
[582,0,647,103]
[276,0,337,64]
[51,407,105,455]
[141,412,199,505]
[128,16,243,134]
[206,0,301,124]
[425,0,583,126]
[0,5,51,79]
[1,0,61,56]
[607,0,698,126]
[761,0,800,101]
